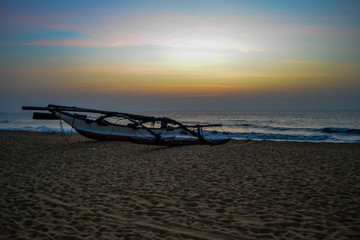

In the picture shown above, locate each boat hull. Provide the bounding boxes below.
[56,111,180,141]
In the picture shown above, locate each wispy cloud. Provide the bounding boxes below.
[1,13,269,52]
[20,40,102,47]
[282,59,360,70]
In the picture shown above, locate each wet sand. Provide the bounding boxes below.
[1,130,360,239]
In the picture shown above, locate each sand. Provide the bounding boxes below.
[1,130,360,239]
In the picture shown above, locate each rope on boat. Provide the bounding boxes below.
[59,112,75,147]
[220,126,231,140]
[105,117,122,141]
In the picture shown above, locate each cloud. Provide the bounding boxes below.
[2,4,360,57]
[282,59,360,69]
[5,11,356,56]
[1,13,269,52]
[19,40,101,47]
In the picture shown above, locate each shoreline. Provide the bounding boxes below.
[1,130,360,239]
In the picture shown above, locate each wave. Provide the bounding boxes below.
[203,130,360,143]
[229,123,306,132]
[237,123,252,127]
[0,120,10,124]
[0,126,73,133]
[228,123,360,136]
[321,127,360,135]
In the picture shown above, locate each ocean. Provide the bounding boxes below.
[1,111,359,143]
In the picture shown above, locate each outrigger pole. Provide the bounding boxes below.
[23,104,162,141]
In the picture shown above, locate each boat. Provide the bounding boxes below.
[22,104,230,146]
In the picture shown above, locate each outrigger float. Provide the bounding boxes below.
[22,104,230,146]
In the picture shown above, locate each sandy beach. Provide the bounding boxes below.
[1,130,360,239]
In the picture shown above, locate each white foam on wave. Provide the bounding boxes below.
[1,126,74,133]
[202,130,359,143]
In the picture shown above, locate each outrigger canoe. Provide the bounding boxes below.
[22,104,230,146]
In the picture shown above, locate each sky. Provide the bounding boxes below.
[1,0,360,112]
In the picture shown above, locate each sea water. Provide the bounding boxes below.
[1,111,359,143]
